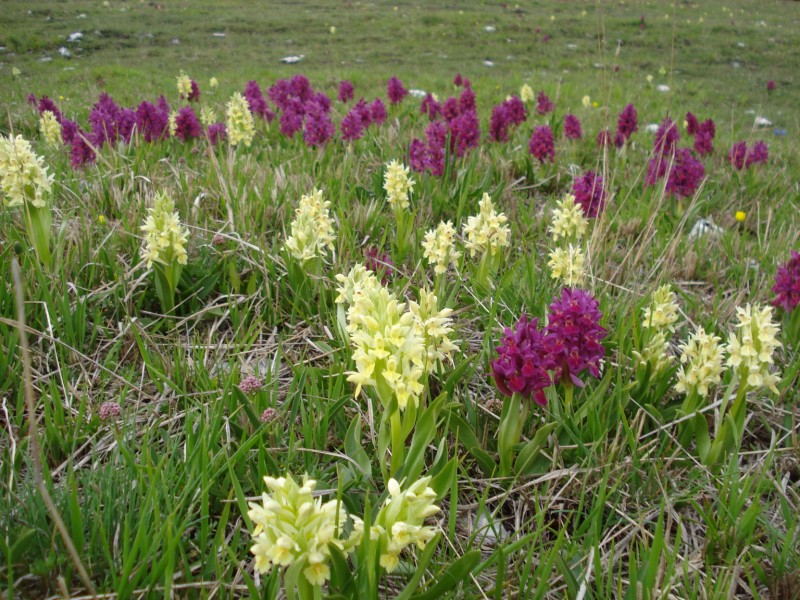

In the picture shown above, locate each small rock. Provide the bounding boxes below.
[566,43,578,50]
[484,25,496,32]
[58,47,72,57]
[656,84,670,92]
[280,54,304,64]
[38,56,52,63]
[77,13,87,18]
[409,89,427,98]
[67,32,83,42]
[171,38,180,45]
[483,59,494,67]
[688,218,723,242]
[736,41,745,48]
[471,512,509,546]
[212,32,226,37]
[645,123,659,134]
[754,116,772,127]
[731,61,741,68]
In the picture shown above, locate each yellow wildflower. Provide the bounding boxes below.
[725,304,781,393]
[209,77,219,89]
[642,284,680,332]
[199,106,217,127]
[422,220,461,275]
[549,193,588,243]
[371,477,440,573]
[140,191,189,269]
[247,474,361,588]
[675,326,725,398]
[548,244,586,286]
[0,134,53,209]
[384,160,415,210]
[462,193,510,258]
[735,211,746,222]
[225,92,255,147]
[39,110,62,147]
[176,70,192,99]
[283,188,336,263]
[582,95,591,108]
[520,84,534,103]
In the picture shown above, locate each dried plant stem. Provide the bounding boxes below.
[12,257,97,597]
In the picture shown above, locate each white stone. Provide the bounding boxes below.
[688,218,723,242]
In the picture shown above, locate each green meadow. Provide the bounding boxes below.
[1,1,799,598]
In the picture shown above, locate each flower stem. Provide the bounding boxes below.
[390,409,404,477]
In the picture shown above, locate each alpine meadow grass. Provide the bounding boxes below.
[1,0,800,598]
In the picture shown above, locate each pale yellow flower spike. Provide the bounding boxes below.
[462,193,510,258]
[384,160,415,210]
[0,134,53,209]
[226,92,256,147]
[283,188,336,263]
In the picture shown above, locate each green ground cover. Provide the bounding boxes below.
[1,1,799,598]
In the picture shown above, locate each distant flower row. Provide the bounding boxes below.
[27,73,769,186]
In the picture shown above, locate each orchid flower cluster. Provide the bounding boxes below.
[384,160,416,258]
[670,302,781,465]
[246,474,442,596]
[225,92,256,147]
[547,193,588,287]
[247,474,362,592]
[0,134,54,267]
[773,250,800,344]
[462,193,511,287]
[336,267,455,412]
[283,188,336,268]
[422,220,461,277]
[633,285,681,377]
[369,477,441,573]
[140,191,189,313]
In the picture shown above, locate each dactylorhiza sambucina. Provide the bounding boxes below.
[336,268,456,411]
[370,477,441,573]
[283,188,336,265]
[140,191,189,269]
[633,284,681,375]
[0,134,53,210]
[544,288,607,389]
[0,134,55,266]
[247,474,362,589]
[383,160,415,211]
[422,220,461,276]
[491,314,552,407]
[39,110,62,148]
[675,326,726,398]
[773,251,800,314]
[548,194,588,244]
[462,193,510,261]
[725,304,782,394]
[225,92,256,147]
[548,245,587,287]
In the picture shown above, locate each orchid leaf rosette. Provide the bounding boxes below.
[246,474,362,599]
[0,134,54,268]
